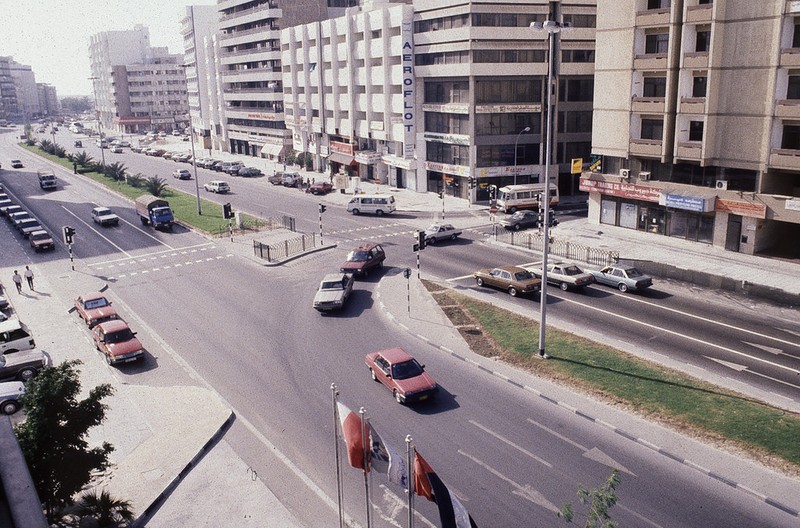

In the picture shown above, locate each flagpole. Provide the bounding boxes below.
[331,384,344,528]
[406,436,414,528]
[360,407,372,528]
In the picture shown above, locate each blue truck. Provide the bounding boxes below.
[135,195,174,230]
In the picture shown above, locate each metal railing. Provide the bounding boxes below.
[253,232,317,262]
[497,230,619,267]
[210,215,293,237]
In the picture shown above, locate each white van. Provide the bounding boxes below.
[0,319,36,354]
[346,194,397,216]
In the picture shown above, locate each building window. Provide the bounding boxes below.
[558,78,594,102]
[643,77,667,97]
[645,33,670,54]
[473,50,543,63]
[471,13,539,28]
[695,30,711,52]
[781,124,800,149]
[794,21,800,48]
[476,113,540,135]
[562,50,595,63]
[561,14,596,28]
[699,0,712,4]
[557,111,592,133]
[641,119,664,140]
[692,76,707,97]
[476,79,541,104]
[788,76,800,99]
[647,0,671,9]
[424,81,470,104]
[689,121,704,141]
[427,142,470,165]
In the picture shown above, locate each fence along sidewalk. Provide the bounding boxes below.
[497,230,619,267]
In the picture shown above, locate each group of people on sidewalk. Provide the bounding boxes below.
[11,266,35,293]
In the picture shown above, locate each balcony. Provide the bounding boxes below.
[631,96,666,114]
[683,51,709,69]
[679,97,706,114]
[629,138,663,158]
[775,99,800,119]
[685,3,713,23]
[770,148,800,170]
[635,8,671,27]
[675,141,702,161]
[780,48,800,68]
[634,53,668,70]
[219,3,279,23]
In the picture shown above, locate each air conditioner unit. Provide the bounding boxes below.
[715,180,728,190]
[639,171,651,181]
[619,169,630,179]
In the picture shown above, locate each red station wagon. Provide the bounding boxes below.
[340,243,386,277]
[91,320,145,365]
[365,347,438,404]
[74,292,119,328]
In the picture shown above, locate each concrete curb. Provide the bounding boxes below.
[133,411,236,528]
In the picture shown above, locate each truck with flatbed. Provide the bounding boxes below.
[135,195,174,230]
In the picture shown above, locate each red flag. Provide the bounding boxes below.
[413,451,478,528]
[337,401,368,470]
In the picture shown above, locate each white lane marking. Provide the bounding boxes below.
[375,485,436,528]
[744,341,797,359]
[526,418,588,452]
[89,242,215,266]
[554,295,800,376]
[469,420,552,468]
[447,274,475,282]
[458,450,559,513]
[61,206,133,258]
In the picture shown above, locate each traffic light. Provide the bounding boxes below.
[319,203,326,214]
[468,177,476,189]
[63,226,76,244]
[417,230,426,251]
[489,185,497,200]
[223,203,233,219]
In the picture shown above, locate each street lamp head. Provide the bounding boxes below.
[523,126,531,133]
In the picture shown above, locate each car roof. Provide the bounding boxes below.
[352,242,380,251]
[373,347,413,363]
[95,319,129,332]
[321,273,347,282]
[496,265,527,273]
[80,291,108,301]
[30,230,50,237]
[0,319,25,332]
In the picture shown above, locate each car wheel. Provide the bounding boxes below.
[352,208,360,215]
[509,206,517,213]
[508,287,519,297]
[513,224,521,231]
[370,368,378,382]
[618,283,629,293]
[394,390,404,404]
[376,209,384,216]
[1,401,20,415]
[476,277,484,287]
[140,216,148,225]
[17,368,36,382]
[450,234,457,240]
[560,282,569,291]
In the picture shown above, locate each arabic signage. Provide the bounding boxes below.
[715,199,767,219]
[246,113,278,120]
[330,141,354,155]
[785,199,800,212]
[423,132,470,145]
[475,104,541,113]
[423,161,470,177]
[660,194,714,212]
[579,178,661,202]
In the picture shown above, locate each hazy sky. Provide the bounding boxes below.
[1,0,217,97]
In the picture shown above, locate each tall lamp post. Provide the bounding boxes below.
[531,19,569,359]
[514,126,531,185]
[88,76,106,166]
[179,64,202,215]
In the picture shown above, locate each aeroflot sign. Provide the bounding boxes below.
[401,19,414,159]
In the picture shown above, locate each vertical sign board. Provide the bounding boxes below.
[401,14,415,159]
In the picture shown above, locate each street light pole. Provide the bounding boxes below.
[88,76,105,166]
[189,125,202,215]
[532,19,569,359]
[514,126,530,185]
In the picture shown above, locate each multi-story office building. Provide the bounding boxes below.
[585,0,800,257]
[37,84,60,118]
[216,0,356,159]
[182,5,222,155]
[8,61,41,122]
[89,25,189,135]
[281,0,416,186]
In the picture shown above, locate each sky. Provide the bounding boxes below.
[1,0,217,97]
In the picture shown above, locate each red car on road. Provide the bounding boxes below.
[92,320,145,365]
[74,292,119,328]
[365,348,438,404]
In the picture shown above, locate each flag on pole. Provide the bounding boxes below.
[369,425,408,487]
[336,401,367,470]
[414,451,478,528]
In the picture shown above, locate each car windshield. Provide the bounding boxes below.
[320,281,343,290]
[391,359,424,380]
[105,329,134,343]
[84,298,109,309]
[511,212,526,219]
[563,265,583,275]
[32,233,49,240]
[626,268,645,277]
[347,251,370,262]
[96,208,112,215]
[514,270,534,281]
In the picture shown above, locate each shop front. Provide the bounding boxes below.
[423,161,470,199]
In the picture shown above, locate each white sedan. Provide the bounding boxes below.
[527,263,595,291]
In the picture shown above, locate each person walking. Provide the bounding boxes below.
[12,270,22,294]
[24,266,34,291]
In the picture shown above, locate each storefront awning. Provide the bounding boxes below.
[261,144,287,157]
[328,152,356,165]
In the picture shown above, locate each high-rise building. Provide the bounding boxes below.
[89,25,189,135]
[37,84,60,118]
[8,60,41,122]
[585,0,800,257]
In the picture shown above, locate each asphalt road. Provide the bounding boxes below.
[2,130,798,527]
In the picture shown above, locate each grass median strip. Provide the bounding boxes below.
[423,280,800,472]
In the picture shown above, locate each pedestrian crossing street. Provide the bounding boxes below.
[88,244,235,280]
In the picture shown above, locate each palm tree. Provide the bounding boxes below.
[74,151,94,168]
[145,176,168,197]
[68,489,134,527]
[104,162,127,182]
[38,138,53,153]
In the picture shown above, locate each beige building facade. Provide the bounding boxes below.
[586,0,800,257]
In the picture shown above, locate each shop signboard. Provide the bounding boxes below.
[423,161,470,177]
[660,193,714,212]
[715,199,767,219]
[579,178,661,202]
[785,199,800,212]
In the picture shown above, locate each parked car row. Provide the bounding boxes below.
[129,147,263,177]
[0,191,55,251]
[73,290,146,366]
